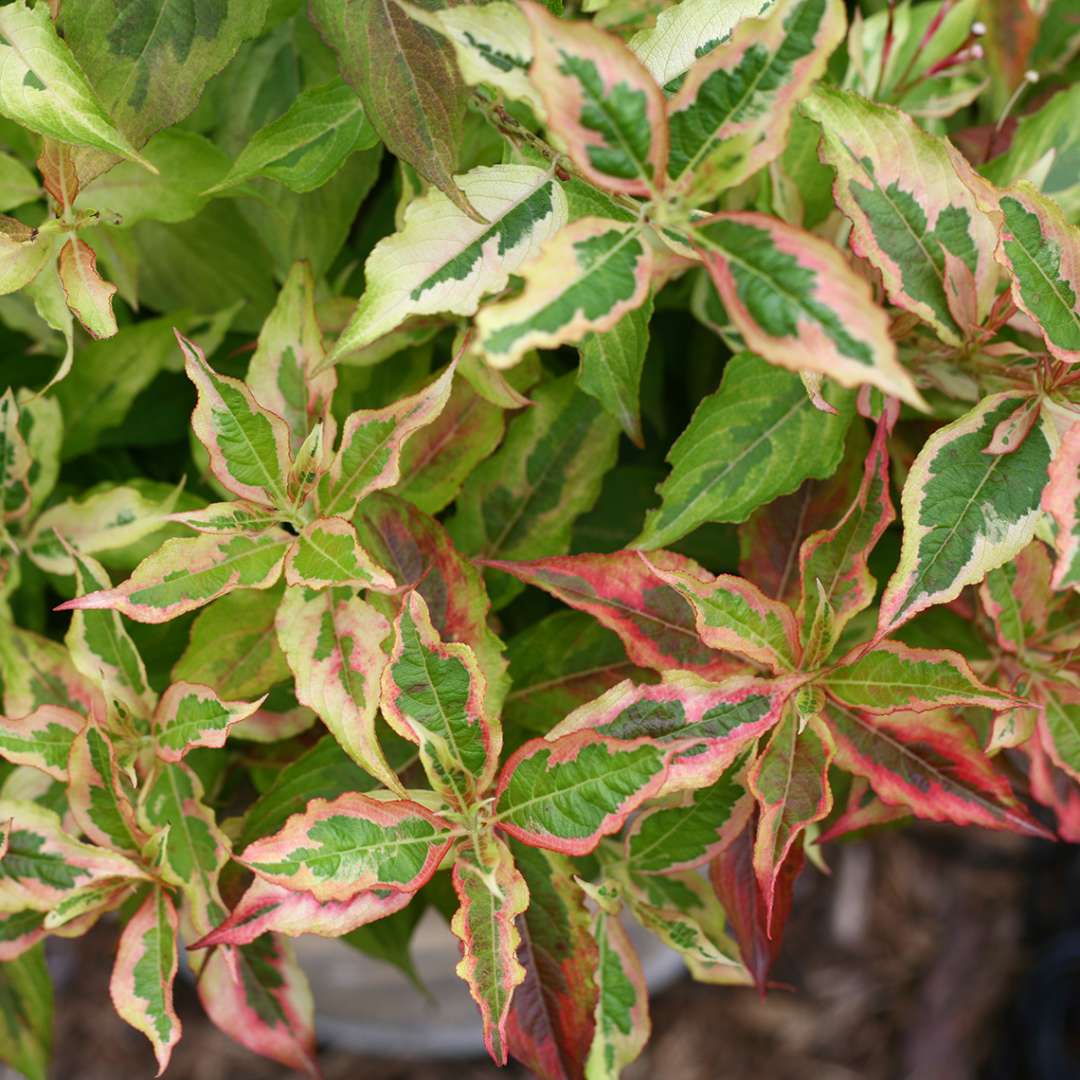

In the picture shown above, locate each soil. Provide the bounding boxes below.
[42,825,1080,1080]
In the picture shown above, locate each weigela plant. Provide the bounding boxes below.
[0,0,1078,1076]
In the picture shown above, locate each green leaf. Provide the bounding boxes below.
[275,584,402,794]
[667,0,844,200]
[382,591,497,806]
[692,215,925,407]
[0,1,151,168]
[58,529,293,623]
[450,833,528,1066]
[522,1,668,197]
[803,85,1000,344]
[309,0,475,218]
[578,294,653,446]
[109,887,180,1076]
[241,792,452,902]
[210,78,376,195]
[179,332,292,510]
[636,352,853,550]
[0,944,52,1080]
[495,730,669,854]
[331,164,567,360]
[879,394,1055,633]
[476,218,653,369]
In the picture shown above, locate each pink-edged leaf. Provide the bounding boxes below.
[197,937,317,1078]
[239,792,452,903]
[381,590,498,805]
[56,529,292,623]
[481,550,737,680]
[0,798,146,913]
[1038,684,1080,784]
[68,724,145,854]
[547,673,790,794]
[1027,731,1080,842]
[177,331,292,509]
[0,623,105,725]
[0,705,82,781]
[987,397,1041,455]
[748,708,832,931]
[644,558,801,673]
[585,909,649,1076]
[450,833,529,1065]
[802,85,1000,344]
[819,776,910,842]
[1043,422,1080,590]
[824,640,1017,714]
[109,887,181,1076]
[283,516,395,590]
[692,212,926,407]
[625,767,751,876]
[246,260,336,455]
[667,0,845,201]
[709,817,804,991]
[275,585,402,794]
[57,238,117,339]
[191,876,413,949]
[521,1,668,198]
[356,492,509,713]
[823,701,1053,838]
[877,393,1055,634]
[0,909,47,962]
[506,840,598,1080]
[495,730,669,855]
[167,501,282,534]
[475,218,654,369]
[153,682,265,762]
[316,364,455,519]
[797,416,894,656]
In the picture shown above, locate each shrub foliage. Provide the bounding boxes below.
[0,0,1078,1076]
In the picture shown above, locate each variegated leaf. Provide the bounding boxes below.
[0,622,104,723]
[802,84,1000,343]
[65,551,156,720]
[825,641,1016,714]
[165,501,280,536]
[546,672,790,794]
[283,517,394,591]
[797,417,893,657]
[316,364,454,519]
[179,332,292,510]
[451,834,528,1065]
[136,761,229,936]
[585,910,649,1079]
[495,731,669,854]
[57,529,292,623]
[1043,422,1080,590]
[506,841,597,1079]
[0,706,81,782]
[57,238,117,339]
[332,165,567,359]
[645,559,800,673]
[67,724,144,854]
[0,942,52,1080]
[475,218,653,369]
[482,550,736,679]
[1039,686,1080,783]
[522,2,668,197]
[636,352,854,549]
[153,682,264,762]
[878,394,1055,633]
[0,909,46,962]
[240,793,452,903]
[749,707,831,927]
[275,585,401,794]
[824,701,1053,837]
[667,0,844,201]
[246,261,335,455]
[197,937,317,1078]
[0,799,144,913]
[692,214,925,407]
[109,888,180,1076]
[0,388,30,525]
[382,592,497,805]
[979,543,1054,656]
[192,876,413,949]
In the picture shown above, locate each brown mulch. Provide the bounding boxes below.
[47,826,1074,1080]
